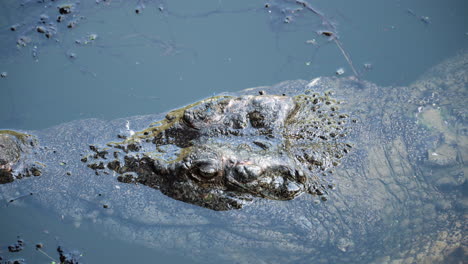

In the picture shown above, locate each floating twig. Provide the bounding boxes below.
[36,247,58,263]
[7,192,34,206]
[295,0,359,78]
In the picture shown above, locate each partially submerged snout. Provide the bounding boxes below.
[228,161,307,200]
[175,144,309,202]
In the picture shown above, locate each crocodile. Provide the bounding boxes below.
[0,52,466,263]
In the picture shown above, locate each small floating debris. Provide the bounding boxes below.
[58,4,73,15]
[135,4,146,14]
[36,26,47,34]
[75,33,98,45]
[88,33,98,41]
[10,24,20,31]
[407,9,430,25]
[305,39,317,45]
[319,30,334,37]
[420,16,430,24]
[39,14,49,24]
[363,63,373,71]
[67,51,77,59]
[8,239,25,252]
[16,36,31,47]
[335,68,345,76]
[67,20,77,28]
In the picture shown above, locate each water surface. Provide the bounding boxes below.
[0,0,466,263]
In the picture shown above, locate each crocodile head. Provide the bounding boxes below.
[87,92,352,210]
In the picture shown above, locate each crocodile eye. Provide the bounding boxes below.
[193,159,220,179]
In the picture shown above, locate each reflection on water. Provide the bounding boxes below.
[0,0,466,263]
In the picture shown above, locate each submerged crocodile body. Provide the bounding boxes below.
[0,53,466,263]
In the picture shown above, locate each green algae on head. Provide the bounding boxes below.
[0,130,32,144]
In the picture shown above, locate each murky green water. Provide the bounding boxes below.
[0,0,466,263]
